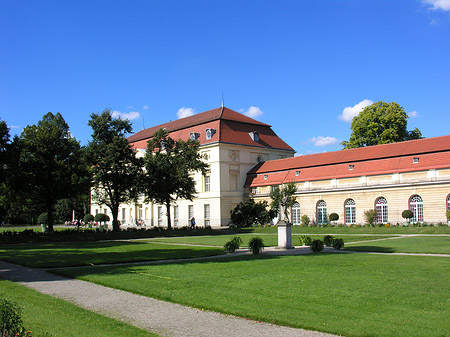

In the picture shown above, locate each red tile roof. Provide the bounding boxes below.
[128,106,294,152]
[245,135,450,187]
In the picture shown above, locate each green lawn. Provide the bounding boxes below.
[146,234,392,247]
[0,280,157,337]
[0,241,223,268]
[56,253,449,337]
[345,236,450,254]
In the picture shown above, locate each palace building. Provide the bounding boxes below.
[90,106,450,227]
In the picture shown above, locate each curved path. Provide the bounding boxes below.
[0,260,336,337]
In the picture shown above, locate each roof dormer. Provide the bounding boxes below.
[249,131,259,142]
[190,132,200,140]
[205,128,216,140]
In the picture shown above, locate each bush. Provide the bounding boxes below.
[323,235,334,246]
[332,238,344,250]
[230,199,274,227]
[402,210,413,221]
[83,214,94,223]
[298,235,312,246]
[248,237,264,254]
[329,213,339,222]
[94,213,110,223]
[446,210,450,222]
[301,215,310,226]
[310,239,324,252]
[0,298,25,337]
[38,212,48,224]
[224,236,242,253]
[364,209,377,226]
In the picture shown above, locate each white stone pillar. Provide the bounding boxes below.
[277,221,293,249]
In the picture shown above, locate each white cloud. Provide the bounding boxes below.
[10,125,20,129]
[142,105,149,110]
[408,110,419,118]
[111,110,141,120]
[243,106,263,119]
[423,0,450,11]
[177,107,195,119]
[338,99,374,122]
[309,136,339,147]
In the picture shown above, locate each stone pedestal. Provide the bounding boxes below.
[277,221,293,249]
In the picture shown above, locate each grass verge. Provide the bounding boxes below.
[56,253,449,337]
[0,280,157,337]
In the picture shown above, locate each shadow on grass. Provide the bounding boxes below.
[345,246,395,253]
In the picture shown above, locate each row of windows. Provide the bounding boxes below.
[291,194,450,225]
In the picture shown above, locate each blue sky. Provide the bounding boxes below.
[1,0,449,155]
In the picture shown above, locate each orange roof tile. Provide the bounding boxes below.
[245,135,450,187]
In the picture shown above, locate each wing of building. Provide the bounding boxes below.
[91,106,295,227]
[245,135,450,225]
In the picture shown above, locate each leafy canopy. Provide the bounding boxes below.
[342,101,422,149]
[270,182,297,223]
[87,109,143,231]
[142,128,208,229]
[229,199,274,227]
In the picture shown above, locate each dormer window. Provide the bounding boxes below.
[249,131,259,142]
[295,170,300,176]
[349,164,354,170]
[413,157,419,164]
[190,132,200,140]
[264,174,268,180]
[205,128,216,140]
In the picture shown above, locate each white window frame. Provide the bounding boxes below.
[291,202,301,225]
[375,197,388,224]
[173,206,179,227]
[157,206,163,226]
[205,175,211,192]
[204,204,210,227]
[317,200,327,224]
[344,199,356,225]
[409,195,423,223]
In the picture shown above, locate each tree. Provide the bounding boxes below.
[142,128,208,229]
[87,109,143,232]
[364,209,377,226]
[13,113,88,232]
[229,199,274,227]
[269,182,297,223]
[341,101,422,149]
[0,120,11,222]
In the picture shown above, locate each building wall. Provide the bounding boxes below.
[251,168,450,225]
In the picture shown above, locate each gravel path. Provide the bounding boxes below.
[0,260,337,337]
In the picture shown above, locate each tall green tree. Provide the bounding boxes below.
[341,101,422,149]
[87,109,143,231]
[0,120,11,222]
[142,128,209,229]
[270,182,297,223]
[13,113,88,232]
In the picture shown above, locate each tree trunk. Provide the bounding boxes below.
[166,200,172,230]
[111,206,120,231]
[47,204,54,234]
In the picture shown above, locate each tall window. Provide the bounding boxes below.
[344,199,356,225]
[409,195,423,223]
[204,204,210,227]
[157,206,163,226]
[173,206,179,227]
[375,197,388,224]
[188,205,194,221]
[122,208,126,222]
[205,175,211,192]
[317,200,327,224]
[291,202,301,225]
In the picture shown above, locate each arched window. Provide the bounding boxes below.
[344,199,356,225]
[375,197,388,224]
[291,202,301,225]
[317,200,327,224]
[447,195,450,211]
[409,195,423,223]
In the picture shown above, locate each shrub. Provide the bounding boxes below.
[0,297,25,337]
[230,199,274,227]
[402,210,413,221]
[332,238,344,250]
[94,213,110,223]
[329,213,339,222]
[364,209,377,226]
[83,214,94,223]
[298,235,312,246]
[446,210,450,222]
[301,215,310,226]
[248,237,264,254]
[323,235,334,246]
[224,236,242,253]
[310,239,324,252]
[38,212,48,224]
